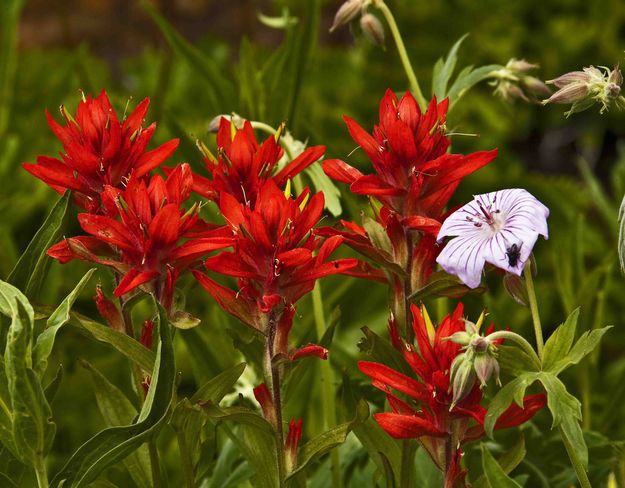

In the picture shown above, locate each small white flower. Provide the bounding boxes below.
[436,189,549,288]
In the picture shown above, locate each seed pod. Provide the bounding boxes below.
[522,76,552,96]
[360,13,385,46]
[474,353,500,388]
[330,0,362,32]
[449,353,476,409]
[608,66,623,86]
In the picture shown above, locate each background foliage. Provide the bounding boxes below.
[2,0,625,485]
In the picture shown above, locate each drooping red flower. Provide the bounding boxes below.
[23,90,179,213]
[47,163,231,309]
[323,89,497,218]
[191,117,325,206]
[359,303,545,488]
[193,178,357,331]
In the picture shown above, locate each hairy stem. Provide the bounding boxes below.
[523,260,544,359]
[312,283,341,488]
[373,0,427,110]
[265,313,285,486]
[559,425,592,488]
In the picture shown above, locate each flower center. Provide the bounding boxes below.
[463,198,504,232]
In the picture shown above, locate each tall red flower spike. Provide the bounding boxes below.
[194,178,357,332]
[192,117,325,206]
[359,303,545,488]
[48,163,232,310]
[323,89,497,218]
[23,90,179,213]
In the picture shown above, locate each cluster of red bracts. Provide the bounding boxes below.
[321,89,498,296]
[360,304,546,488]
[26,92,351,472]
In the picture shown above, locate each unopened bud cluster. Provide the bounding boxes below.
[448,315,501,409]
[330,0,385,46]
[543,65,625,116]
[490,58,551,103]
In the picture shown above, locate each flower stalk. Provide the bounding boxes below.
[371,0,427,110]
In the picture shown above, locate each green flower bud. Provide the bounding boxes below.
[449,353,476,410]
[330,0,363,32]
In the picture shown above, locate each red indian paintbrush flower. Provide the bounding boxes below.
[48,163,231,309]
[192,117,325,206]
[23,90,179,213]
[193,178,358,331]
[323,89,497,218]
[359,303,545,488]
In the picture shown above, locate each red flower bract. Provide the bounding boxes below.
[359,303,546,488]
[323,89,497,218]
[23,90,179,213]
[192,117,325,206]
[194,178,358,330]
[47,163,231,309]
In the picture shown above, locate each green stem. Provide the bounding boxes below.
[34,457,48,488]
[559,425,592,488]
[312,283,341,488]
[148,440,163,488]
[373,0,427,110]
[523,262,591,487]
[523,260,544,359]
[176,429,196,488]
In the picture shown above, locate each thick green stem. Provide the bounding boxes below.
[176,429,196,488]
[34,457,49,488]
[559,425,592,488]
[399,440,416,488]
[312,283,341,488]
[373,0,427,110]
[488,330,541,365]
[523,260,544,359]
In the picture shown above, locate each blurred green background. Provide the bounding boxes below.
[2,0,625,486]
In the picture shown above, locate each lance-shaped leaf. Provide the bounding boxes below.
[286,399,369,479]
[472,435,526,488]
[69,312,155,373]
[432,34,469,100]
[0,281,55,466]
[7,191,71,299]
[81,360,152,488]
[480,444,522,488]
[50,300,175,487]
[409,271,486,303]
[33,268,96,376]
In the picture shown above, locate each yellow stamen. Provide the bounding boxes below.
[283,179,292,198]
[299,192,310,211]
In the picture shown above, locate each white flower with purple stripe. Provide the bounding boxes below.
[436,189,549,288]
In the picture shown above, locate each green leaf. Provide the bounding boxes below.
[548,326,612,375]
[618,193,625,273]
[287,399,369,479]
[202,404,278,488]
[7,191,71,300]
[209,437,254,488]
[542,308,579,372]
[0,357,18,459]
[484,373,538,437]
[358,326,412,376]
[44,364,63,404]
[140,1,233,114]
[473,435,526,488]
[537,372,587,468]
[447,64,502,109]
[0,281,55,466]
[361,215,392,255]
[81,360,152,488]
[305,163,342,217]
[409,270,486,302]
[33,269,96,376]
[480,444,522,488]
[50,300,175,487]
[70,312,155,373]
[191,363,246,404]
[497,345,540,376]
[432,34,468,100]
[353,418,402,484]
